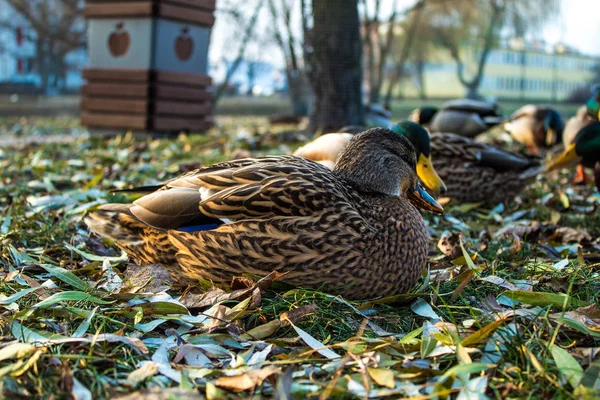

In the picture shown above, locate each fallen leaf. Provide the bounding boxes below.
[241,320,282,341]
[550,343,583,388]
[181,271,286,308]
[126,362,158,386]
[367,367,395,389]
[215,366,279,392]
[122,264,172,294]
[502,290,588,309]
[280,303,317,325]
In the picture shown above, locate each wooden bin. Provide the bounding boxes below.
[81,0,215,133]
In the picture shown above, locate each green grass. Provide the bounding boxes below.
[0,115,599,399]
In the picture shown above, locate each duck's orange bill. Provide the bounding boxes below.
[545,143,580,171]
[417,154,447,194]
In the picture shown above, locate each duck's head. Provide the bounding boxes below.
[544,109,565,147]
[546,122,600,171]
[586,89,600,121]
[390,121,447,195]
[409,107,439,125]
[334,127,443,214]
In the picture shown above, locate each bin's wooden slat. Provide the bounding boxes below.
[82,112,148,130]
[81,98,149,114]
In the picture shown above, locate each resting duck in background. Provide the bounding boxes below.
[365,103,392,128]
[563,106,596,184]
[504,105,565,153]
[295,122,541,205]
[411,98,505,138]
[86,128,443,300]
[546,122,600,191]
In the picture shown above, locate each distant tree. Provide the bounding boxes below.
[3,0,86,92]
[309,0,364,132]
[382,0,426,108]
[422,0,560,99]
[213,1,264,104]
[267,0,311,116]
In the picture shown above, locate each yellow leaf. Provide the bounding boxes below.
[240,320,282,341]
[367,367,395,389]
[215,366,279,392]
[462,318,506,347]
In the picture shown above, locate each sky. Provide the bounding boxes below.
[209,0,600,77]
[542,0,600,56]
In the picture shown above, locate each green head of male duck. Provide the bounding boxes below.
[546,122,600,171]
[586,89,600,121]
[335,127,444,214]
[544,109,565,147]
[390,121,447,194]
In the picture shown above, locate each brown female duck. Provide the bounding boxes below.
[85,128,442,300]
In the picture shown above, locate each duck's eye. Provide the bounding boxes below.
[400,154,411,165]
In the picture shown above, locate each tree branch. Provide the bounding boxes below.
[213,0,264,104]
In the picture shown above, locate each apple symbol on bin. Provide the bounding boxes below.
[108,22,130,57]
[175,27,193,61]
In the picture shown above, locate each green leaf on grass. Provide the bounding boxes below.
[73,307,98,338]
[39,264,91,291]
[410,298,440,320]
[65,244,128,262]
[0,287,40,305]
[550,344,583,388]
[285,319,340,360]
[137,301,189,316]
[33,291,112,309]
[502,290,588,309]
[11,321,55,343]
[581,362,600,389]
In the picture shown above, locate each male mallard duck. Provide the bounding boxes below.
[389,122,541,205]
[85,128,443,300]
[563,106,595,184]
[294,123,447,194]
[546,122,600,191]
[504,105,565,153]
[294,121,539,205]
[409,106,439,130]
[586,88,600,121]
[420,99,504,138]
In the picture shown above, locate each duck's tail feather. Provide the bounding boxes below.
[85,204,177,265]
[110,185,164,194]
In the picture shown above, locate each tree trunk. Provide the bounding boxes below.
[309,0,364,133]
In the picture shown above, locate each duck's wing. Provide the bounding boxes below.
[116,156,351,230]
[431,133,539,172]
[293,133,353,163]
[509,104,538,121]
[442,98,500,118]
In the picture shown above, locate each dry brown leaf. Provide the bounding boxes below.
[240,320,283,341]
[122,264,172,294]
[551,226,593,244]
[280,303,318,325]
[114,388,203,400]
[180,271,287,308]
[575,304,600,319]
[215,366,279,392]
[126,362,158,386]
